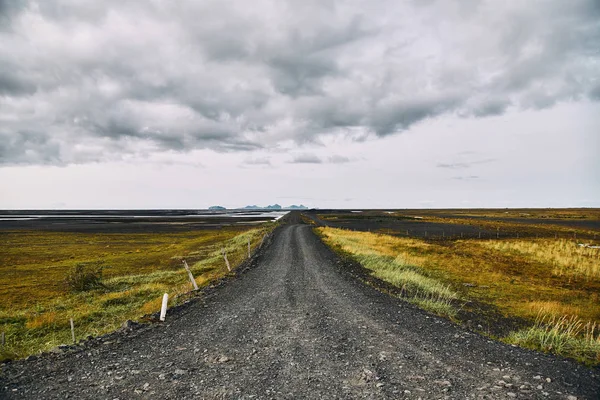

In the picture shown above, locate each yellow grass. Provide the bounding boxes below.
[0,225,275,361]
[317,227,600,364]
[478,239,600,280]
[318,228,459,317]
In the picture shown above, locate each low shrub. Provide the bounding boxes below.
[64,264,105,292]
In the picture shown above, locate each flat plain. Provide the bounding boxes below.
[306,208,600,365]
[0,210,279,361]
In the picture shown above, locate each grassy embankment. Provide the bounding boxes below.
[317,227,600,365]
[0,225,273,361]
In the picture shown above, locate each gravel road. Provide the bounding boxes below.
[1,219,598,399]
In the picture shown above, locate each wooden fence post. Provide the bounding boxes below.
[70,318,75,344]
[160,293,169,322]
[182,260,199,291]
[222,249,231,271]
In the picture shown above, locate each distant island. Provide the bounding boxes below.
[208,206,226,210]
[242,204,307,210]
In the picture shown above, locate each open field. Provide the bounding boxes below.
[3,218,598,399]
[0,214,278,361]
[317,220,600,365]
[306,208,600,240]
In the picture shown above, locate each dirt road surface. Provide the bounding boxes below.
[2,219,598,399]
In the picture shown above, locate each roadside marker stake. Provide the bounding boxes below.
[160,293,169,322]
[247,237,251,259]
[182,260,199,291]
[1,332,5,348]
[70,318,75,344]
[260,234,266,247]
[478,231,481,239]
[222,249,231,271]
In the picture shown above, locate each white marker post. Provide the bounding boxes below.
[1,332,5,348]
[182,260,199,291]
[70,318,75,344]
[260,234,266,248]
[247,237,251,259]
[160,293,169,322]
[222,249,231,272]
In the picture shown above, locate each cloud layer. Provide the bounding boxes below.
[1,0,599,165]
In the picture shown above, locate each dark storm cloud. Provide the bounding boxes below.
[0,0,599,165]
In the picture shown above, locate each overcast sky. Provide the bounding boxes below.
[1,0,599,209]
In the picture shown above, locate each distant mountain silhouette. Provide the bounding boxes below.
[208,206,226,210]
[242,204,307,210]
[287,204,307,209]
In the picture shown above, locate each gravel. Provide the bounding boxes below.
[1,217,598,399]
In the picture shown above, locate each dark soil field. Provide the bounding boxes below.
[0,210,284,233]
[305,208,600,240]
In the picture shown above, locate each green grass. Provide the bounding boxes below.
[507,314,600,365]
[318,229,460,318]
[316,226,600,365]
[0,225,275,361]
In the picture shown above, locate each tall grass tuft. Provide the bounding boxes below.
[507,313,600,365]
[64,264,105,292]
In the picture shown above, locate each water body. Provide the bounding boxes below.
[0,210,289,233]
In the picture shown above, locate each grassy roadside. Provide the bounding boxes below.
[316,227,600,366]
[0,224,275,361]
